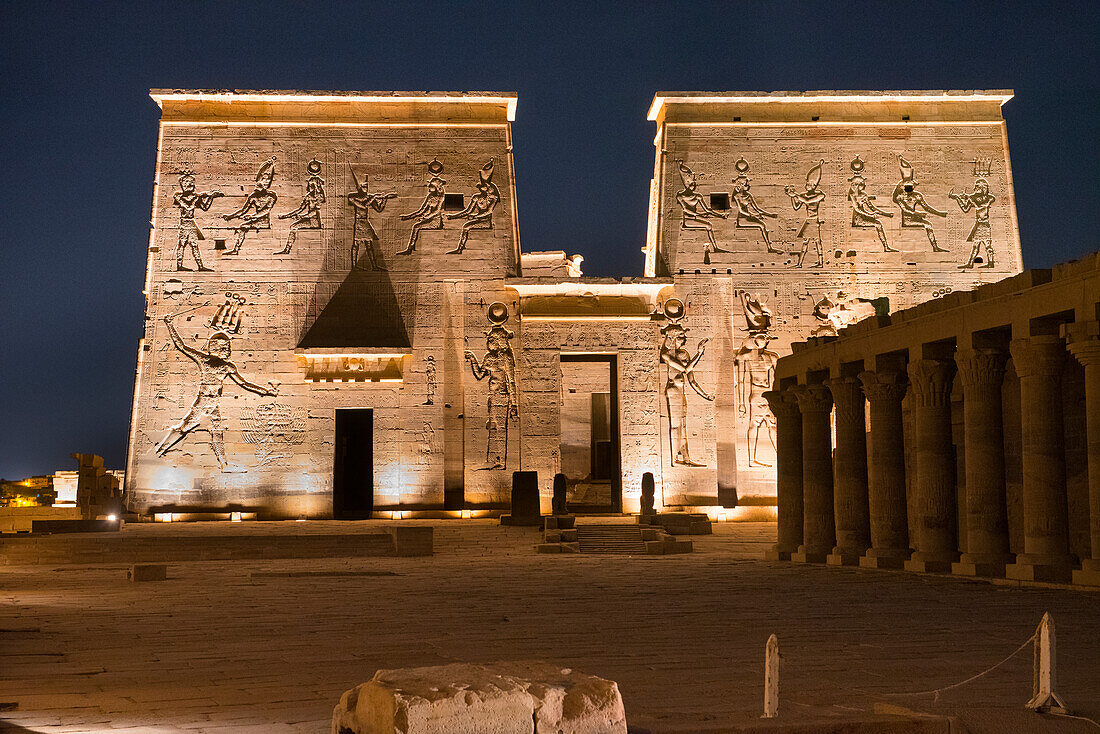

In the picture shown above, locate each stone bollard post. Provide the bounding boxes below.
[1026,612,1070,715]
[762,634,779,719]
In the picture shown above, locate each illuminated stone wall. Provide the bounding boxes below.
[127,92,522,517]
[643,92,1023,504]
[126,90,1025,518]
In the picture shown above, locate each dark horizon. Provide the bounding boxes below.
[2,0,1098,479]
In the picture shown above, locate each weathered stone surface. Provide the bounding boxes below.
[331,661,626,734]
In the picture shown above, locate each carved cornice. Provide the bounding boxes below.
[857,370,908,404]
[792,383,833,414]
[955,348,1007,393]
[1063,321,1100,366]
[763,390,800,420]
[1009,336,1067,380]
[826,377,864,426]
[907,359,956,407]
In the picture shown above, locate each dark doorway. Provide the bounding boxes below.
[559,354,621,513]
[334,409,373,519]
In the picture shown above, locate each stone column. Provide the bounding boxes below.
[764,389,802,561]
[791,384,834,563]
[1005,336,1072,582]
[952,348,1012,577]
[857,370,910,569]
[825,377,870,565]
[904,358,959,573]
[1064,322,1100,587]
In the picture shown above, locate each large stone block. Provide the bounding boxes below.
[332,661,626,734]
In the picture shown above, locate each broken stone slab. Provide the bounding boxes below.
[332,661,626,734]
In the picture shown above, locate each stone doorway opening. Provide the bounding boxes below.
[559,355,621,513]
[333,408,374,519]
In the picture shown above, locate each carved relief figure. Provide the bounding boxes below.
[397,158,446,255]
[465,303,518,470]
[172,170,222,272]
[446,158,500,254]
[734,331,778,468]
[674,160,728,262]
[810,290,876,337]
[739,290,773,333]
[892,156,947,252]
[153,299,279,468]
[276,158,326,255]
[223,156,277,255]
[950,158,997,269]
[423,355,436,405]
[243,402,305,466]
[785,160,825,268]
[566,254,584,277]
[659,298,714,467]
[731,158,779,253]
[847,156,895,252]
[347,166,396,271]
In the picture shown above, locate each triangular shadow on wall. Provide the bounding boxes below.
[296,267,412,349]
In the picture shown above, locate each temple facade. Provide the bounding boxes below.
[126,90,1023,519]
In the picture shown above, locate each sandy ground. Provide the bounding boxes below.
[1,520,1097,733]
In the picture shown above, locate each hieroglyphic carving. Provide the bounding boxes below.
[243,402,305,466]
[223,156,277,255]
[950,157,997,269]
[172,170,222,272]
[347,165,396,271]
[734,291,778,467]
[397,157,445,255]
[892,156,947,252]
[785,160,825,268]
[275,158,325,255]
[423,355,436,405]
[731,157,779,253]
[465,303,518,469]
[659,298,713,467]
[847,156,895,252]
[446,158,500,254]
[675,160,728,263]
[153,297,279,467]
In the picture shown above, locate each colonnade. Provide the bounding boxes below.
[766,256,1100,586]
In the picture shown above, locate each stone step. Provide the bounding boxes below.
[575,525,647,554]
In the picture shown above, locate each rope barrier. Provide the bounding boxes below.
[878,633,1036,701]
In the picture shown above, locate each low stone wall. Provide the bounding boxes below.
[0,528,433,566]
[0,506,81,533]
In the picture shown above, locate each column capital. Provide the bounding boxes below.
[826,377,864,427]
[763,389,800,420]
[792,383,832,414]
[955,348,1008,390]
[907,358,956,408]
[1062,321,1100,366]
[1009,336,1066,379]
[857,369,907,404]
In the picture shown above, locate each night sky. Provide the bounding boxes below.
[2,1,1097,479]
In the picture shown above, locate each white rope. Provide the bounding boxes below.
[879,633,1036,700]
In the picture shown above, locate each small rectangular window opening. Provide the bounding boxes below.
[443,193,465,211]
[709,192,730,210]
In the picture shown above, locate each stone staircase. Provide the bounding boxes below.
[575,524,648,554]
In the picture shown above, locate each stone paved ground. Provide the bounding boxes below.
[1,520,1098,733]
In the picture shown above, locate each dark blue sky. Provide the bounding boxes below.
[2,1,1097,479]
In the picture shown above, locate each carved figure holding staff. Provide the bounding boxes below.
[659,299,713,467]
[465,303,518,470]
[346,165,396,270]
